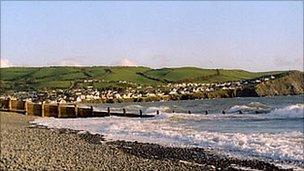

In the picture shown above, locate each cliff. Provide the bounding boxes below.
[255,71,303,96]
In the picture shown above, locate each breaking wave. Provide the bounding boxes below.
[265,104,304,119]
[145,106,171,113]
[32,115,304,165]
[124,104,144,111]
[227,103,303,119]
[31,102,304,168]
[227,102,271,114]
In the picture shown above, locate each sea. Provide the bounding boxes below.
[33,95,304,169]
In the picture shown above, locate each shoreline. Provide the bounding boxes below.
[0,112,295,170]
[83,93,304,104]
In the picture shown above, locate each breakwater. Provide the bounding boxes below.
[0,98,154,118]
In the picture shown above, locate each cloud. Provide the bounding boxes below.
[0,58,14,68]
[115,58,137,66]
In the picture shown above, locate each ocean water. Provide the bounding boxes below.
[32,95,304,168]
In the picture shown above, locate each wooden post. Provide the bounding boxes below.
[42,101,45,117]
[75,104,78,117]
[58,103,62,117]
[8,98,12,111]
[90,106,93,116]
[24,100,28,115]
[107,107,110,115]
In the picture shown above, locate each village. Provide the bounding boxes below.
[1,75,276,103]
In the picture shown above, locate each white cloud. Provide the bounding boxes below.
[0,58,14,68]
[116,58,137,66]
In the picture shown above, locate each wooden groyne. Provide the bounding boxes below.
[42,103,59,117]
[0,98,253,117]
[26,102,42,116]
[0,98,154,118]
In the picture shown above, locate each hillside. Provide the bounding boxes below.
[0,66,291,92]
[255,71,304,96]
[140,67,282,83]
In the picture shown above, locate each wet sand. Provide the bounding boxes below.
[0,112,290,171]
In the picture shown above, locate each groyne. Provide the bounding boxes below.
[0,98,154,118]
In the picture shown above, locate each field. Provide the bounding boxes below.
[0,66,285,92]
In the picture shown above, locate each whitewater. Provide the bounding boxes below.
[32,95,304,168]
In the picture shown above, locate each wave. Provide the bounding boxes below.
[31,102,304,168]
[145,106,171,113]
[32,115,304,165]
[226,103,303,119]
[162,103,303,122]
[265,104,304,119]
[95,105,172,114]
[94,103,303,122]
[227,102,271,114]
[93,104,144,112]
[124,104,144,111]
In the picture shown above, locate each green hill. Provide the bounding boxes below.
[0,66,289,92]
[140,67,283,83]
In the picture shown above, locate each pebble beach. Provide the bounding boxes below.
[0,112,291,171]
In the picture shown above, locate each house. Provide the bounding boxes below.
[147,93,156,97]
[76,96,82,102]
[169,91,178,95]
[114,93,122,99]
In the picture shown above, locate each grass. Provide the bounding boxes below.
[101,66,155,84]
[0,67,39,81]
[0,66,291,91]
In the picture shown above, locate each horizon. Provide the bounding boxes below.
[1,1,303,72]
[0,64,301,73]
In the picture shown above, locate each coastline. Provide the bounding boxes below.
[0,112,293,170]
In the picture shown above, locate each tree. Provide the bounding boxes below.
[216,69,220,75]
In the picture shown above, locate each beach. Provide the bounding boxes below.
[1,2,302,170]
[0,111,290,171]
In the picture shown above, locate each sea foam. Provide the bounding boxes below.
[31,104,304,167]
[265,104,304,119]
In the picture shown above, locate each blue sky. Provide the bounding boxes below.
[1,1,303,71]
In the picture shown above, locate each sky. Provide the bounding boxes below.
[1,1,303,71]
